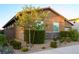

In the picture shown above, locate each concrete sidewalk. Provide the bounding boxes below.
[31,45,79,54]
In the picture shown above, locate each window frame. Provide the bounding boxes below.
[53,22,59,32]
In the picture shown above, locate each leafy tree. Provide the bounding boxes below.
[15,5,48,48]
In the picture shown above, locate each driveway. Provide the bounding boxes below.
[31,45,79,54]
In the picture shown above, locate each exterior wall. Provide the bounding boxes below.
[45,10,65,33]
[15,27,24,41]
[4,9,71,45]
[4,24,26,47]
[4,24,16,41]
[44,10,65,39]
[15,26,26,47]
[59,16,65,31]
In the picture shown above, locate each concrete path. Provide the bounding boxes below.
[31,45,79,54]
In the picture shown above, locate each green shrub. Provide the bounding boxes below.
[59,37,71,43]
[10,40,21,50]
[59,37,65,43]
[53,37,58,41]
[65,37,71,42]
[0,34,7,46]
[68,29,79,41]
[60,29,79,42]
[60,31,70,37]
[50,41,57,48]
[41,46,46,49]
[0,30,4,34]
[10,40,15,46]
[59,31,69,43]
[24,30,45,44]
[21,48,29,52]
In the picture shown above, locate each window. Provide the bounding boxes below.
[53,22,59,32]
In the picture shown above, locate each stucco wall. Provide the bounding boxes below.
[45,10,65,33]
[15,26,26,47]
[4,26,16,41]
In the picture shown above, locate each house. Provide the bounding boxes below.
[3,7,73,47]
[69,18,79,31]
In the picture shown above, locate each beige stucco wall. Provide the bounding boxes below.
[15,26,26,47]
[44,10,65,32]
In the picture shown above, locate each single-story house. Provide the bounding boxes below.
[3,7,73,47]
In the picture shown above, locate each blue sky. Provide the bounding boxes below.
[0,4,79,29]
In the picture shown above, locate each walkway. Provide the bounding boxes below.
[31,45,79,54]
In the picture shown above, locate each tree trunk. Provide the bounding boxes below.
[32,30,35,46]
[28,28,32,49]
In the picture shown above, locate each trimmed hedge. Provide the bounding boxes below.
[24,30,45,44]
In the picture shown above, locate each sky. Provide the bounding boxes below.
[0,4,79,29]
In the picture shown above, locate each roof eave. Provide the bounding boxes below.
[3,16,16,28]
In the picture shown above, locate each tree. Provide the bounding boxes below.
[15,5,48,48]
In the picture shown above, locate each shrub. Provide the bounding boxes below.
[53,37,58,41]
[59,37,65,43]
[59,29,79,42]
[10,40,15,46]
[10,40,21,50]
[21,48,29,52]
[68,29,79,41]
[0,30,4,34]
[24,30,45,44]
[50,41,57,48]
[59,31,69,43]
[65,37,71,42]
[41,46,46,49]
[60,31,70,37]
[0,34,7,46]
[1,44,14,54]
[59,37,71,43]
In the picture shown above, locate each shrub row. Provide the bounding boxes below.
[59,29,79,42]
[24,30,45,44]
